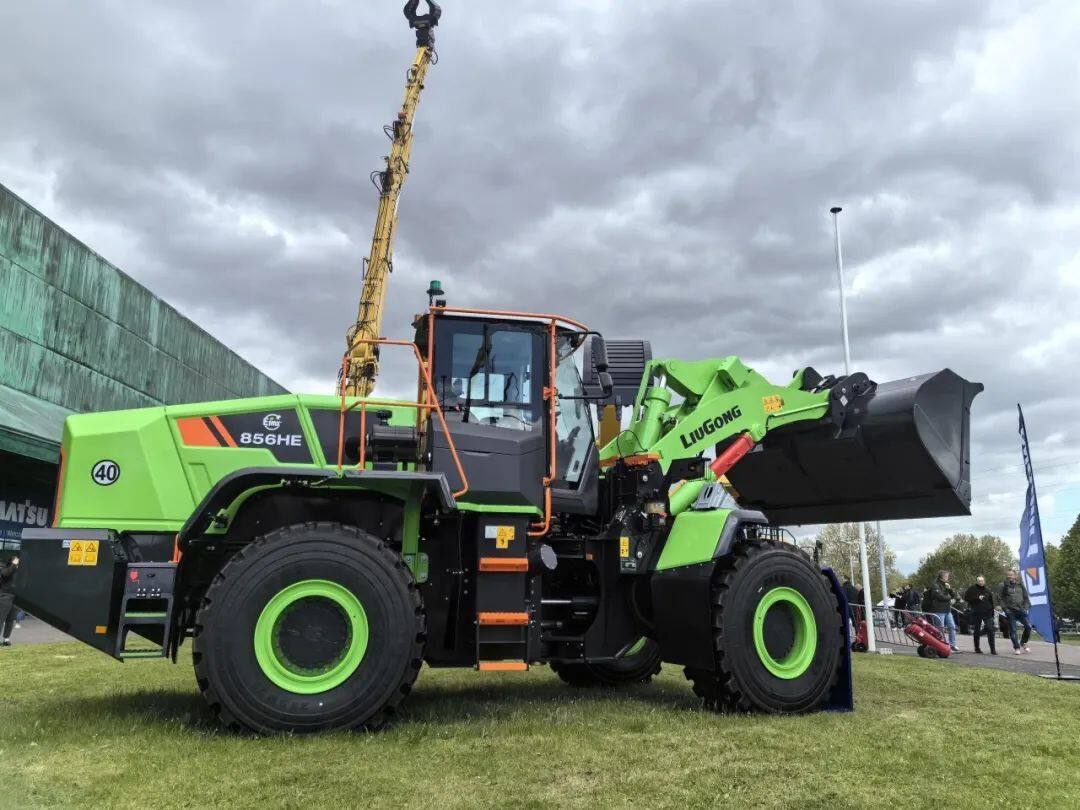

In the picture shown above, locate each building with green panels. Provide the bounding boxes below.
[0,183,287,551]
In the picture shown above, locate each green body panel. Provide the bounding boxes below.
[55,393,432,535]
[59,406,195,531]
[654,508,733,571]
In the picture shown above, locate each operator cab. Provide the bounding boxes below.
[418,309,601,516]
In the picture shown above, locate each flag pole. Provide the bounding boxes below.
[1019,403,1074,680]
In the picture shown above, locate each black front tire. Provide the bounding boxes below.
[192,522,424,734]
[685,540,844,714]
[551,639,662,687]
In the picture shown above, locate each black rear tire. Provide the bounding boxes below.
[192,522,424,734]
[685,540,844,714]
[550,639,662,687]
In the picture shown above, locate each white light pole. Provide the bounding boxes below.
[830,206,877,653]
[877,520,888,611]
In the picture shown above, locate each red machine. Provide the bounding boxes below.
[851,617,869,653]
[905,615,951,658]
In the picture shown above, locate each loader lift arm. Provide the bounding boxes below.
[599,354,982,525]
[344,1,442,396]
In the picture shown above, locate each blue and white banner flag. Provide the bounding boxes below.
[1018,405,1056,641]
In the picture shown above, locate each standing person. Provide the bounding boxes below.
[963,575,997,654]
[842,576,857,604]
[892,586,910,627]
[0,555,18,647]
[1001,569,1033,655]
[841,576,859,628]
[925,570,959,651]
[906,586,922,612]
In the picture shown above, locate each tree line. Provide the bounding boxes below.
[813,513,1080,620]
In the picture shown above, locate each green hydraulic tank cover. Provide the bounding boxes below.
[654,509,732,570]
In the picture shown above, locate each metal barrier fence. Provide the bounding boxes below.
[847,605,948,649]
[848,605,1014,651]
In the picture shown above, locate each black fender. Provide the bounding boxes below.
[649,509,767,670]
[178,467,456,543]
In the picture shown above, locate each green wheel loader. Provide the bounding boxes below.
[15,301,981,733]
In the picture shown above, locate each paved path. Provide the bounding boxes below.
[879,629,1080,679]
[5,615,70,645]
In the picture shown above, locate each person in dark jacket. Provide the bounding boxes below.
[925,570,959,650]
[964,575,997,654]
[906,587,922,611]
[1001,569,1033,654]
[842,576,858,603]
[0,555,19,646]
[841,577,860,627]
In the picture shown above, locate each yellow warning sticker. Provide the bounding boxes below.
[67,540,100,566]
[495,526,515,549]
[620,536,630,558]
[762,395,784,414]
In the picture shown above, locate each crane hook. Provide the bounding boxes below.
[404,0,442,47]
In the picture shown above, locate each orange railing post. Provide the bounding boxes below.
[337,338,470,499]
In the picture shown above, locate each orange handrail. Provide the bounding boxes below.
[430,305,589,333]
[336,338,469,499]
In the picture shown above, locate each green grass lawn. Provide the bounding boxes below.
[2,643,1079,809]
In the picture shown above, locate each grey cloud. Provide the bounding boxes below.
[2,0,1078,568]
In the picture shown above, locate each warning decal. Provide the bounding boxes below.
[67,540,100,566]
[495,526,515,549]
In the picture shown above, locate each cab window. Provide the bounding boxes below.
[434,321,542,430]
[554,335,595,486]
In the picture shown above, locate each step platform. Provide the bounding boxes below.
[473,515,539,670]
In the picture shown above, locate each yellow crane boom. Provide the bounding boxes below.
[344,1,441,396]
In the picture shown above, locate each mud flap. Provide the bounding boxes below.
[726,369,982,524]
[650,562,715,671]
[821,567,853,712]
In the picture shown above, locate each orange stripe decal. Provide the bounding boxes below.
[208,415,238,447]
[478,662,529,672]
[177,417,221,447]
[478,557,529,573]
[478,612,529,626]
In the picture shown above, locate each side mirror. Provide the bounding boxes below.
[591,337,609,373]
[598,371,614,397]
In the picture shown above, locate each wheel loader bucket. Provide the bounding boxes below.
[726,369,982,525]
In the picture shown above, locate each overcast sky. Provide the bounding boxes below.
[2,0,1078,572]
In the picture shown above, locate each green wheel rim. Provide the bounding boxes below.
[623,637,648,658]
[752,586,817,680]
[254,579,369,694]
